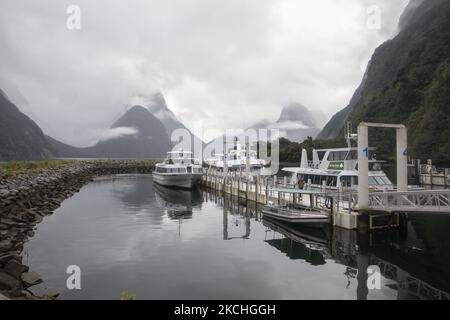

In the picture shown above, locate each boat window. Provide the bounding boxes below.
[317,151,326,160]
[353,176,358,186]
[341,176,352,187]
[346,150,357,160]
[187,167,192,173]
[373,176,385,185]
[326,176,337,187]
[314,175,321,185]
[368,176,378,185]
[327,151,348,161]
[381,176,392,185]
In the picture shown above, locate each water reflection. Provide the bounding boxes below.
[262,218,330,265]
[260,215,450,300]
[154,183,202,220]
[20,175,450,300]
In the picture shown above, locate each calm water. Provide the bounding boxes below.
[22,174,450,300]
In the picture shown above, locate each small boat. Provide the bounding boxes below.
[152,150,203,189]
[262,201,329,225]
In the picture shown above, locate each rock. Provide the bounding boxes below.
[0,240,13,251]
[0,252,22,265]
[21,272,42,287]
[0,271,21,290]
[4,260,29,279]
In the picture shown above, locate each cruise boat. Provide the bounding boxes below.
[282,147,394,191]
[283,124,395,191]
[205,142,266,170]
[152,150,203,189]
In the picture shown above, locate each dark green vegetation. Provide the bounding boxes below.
[258,137,343,163]
[318,0,450,166]
[0,160,74,178]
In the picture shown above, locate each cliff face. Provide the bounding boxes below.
[317,0,450,164]
[0,90,55,160]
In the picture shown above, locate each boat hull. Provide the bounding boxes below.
[262,208,329,225]
[152,172,202,189]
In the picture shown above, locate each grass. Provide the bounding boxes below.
[0,160,75,178]
[120,291,137,300]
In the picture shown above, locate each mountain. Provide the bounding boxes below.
[317,0,450,164]
[91,105,172,159]
[147,92,187,139]
[249,103,320,143]
[0,89,55,160]
[147,92,204,157]
[45,135,93,159]
[398,0,425,31]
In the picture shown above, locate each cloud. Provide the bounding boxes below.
[0,0,409,145]
[99,127,139,141]
[269,121,309,130]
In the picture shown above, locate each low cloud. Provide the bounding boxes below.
[0,0,409,145]
[269,121,309,130]
[100,127,139,141]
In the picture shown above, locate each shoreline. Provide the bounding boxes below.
[0,160,156,299]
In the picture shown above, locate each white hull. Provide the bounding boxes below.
[262,208,329,224]
[152,172,202,189]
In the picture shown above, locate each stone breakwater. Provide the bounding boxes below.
[0,160,155,299]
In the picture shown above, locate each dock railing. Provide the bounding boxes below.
[368,189,450,213]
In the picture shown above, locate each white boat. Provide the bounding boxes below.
[262,202,330,225]
[283,147,395,192]
[152,150,203,189]
[261,188,331,225]
[205,142,266,170]
[283,124,401,192]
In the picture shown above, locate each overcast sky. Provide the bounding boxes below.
[0,0,409,146]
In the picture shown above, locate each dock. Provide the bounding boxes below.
[202,122,450,232]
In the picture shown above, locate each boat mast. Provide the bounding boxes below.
[345,121,357,148]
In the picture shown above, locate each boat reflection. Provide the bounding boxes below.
[263,217,331,265]
[262,216,450,300]
[154,183,202,220]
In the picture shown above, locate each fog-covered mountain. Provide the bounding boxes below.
[249,103,320,143]
[0,89,55,160]
[147,92,204,158]
[90,105,172,159]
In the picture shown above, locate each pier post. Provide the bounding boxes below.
[357,123,369,210]
[245,136,250,181]
[396,126,408,192]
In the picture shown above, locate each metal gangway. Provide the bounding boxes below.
[368,189,450,213]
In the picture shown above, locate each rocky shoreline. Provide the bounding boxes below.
[0,160,155,299]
